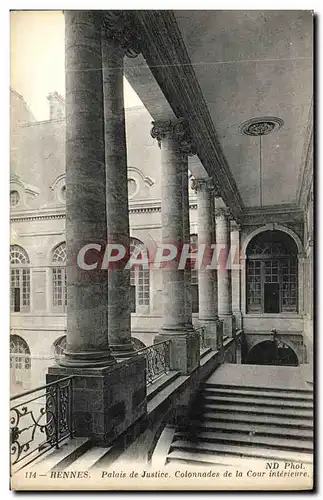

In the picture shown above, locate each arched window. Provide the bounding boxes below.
[129,238,150,313]
[53,335,66,361]
[10,335,31,370]
[10,245,30,312]
[52,243,67,312]
[246,230,298,313]
[190,234,199,313]
[131,337,146,350]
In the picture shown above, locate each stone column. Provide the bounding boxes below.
[230,221,242,329]
[192,178,223,349]
[48,11,146,446]
[151,119,199,374]
[61,11,115,368]
[182,154,193,330]
[215,201,234,337]
[101,15,136,358]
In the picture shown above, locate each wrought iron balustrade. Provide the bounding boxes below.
[136,340,171,385]
[195,326,207,350]
[10,375,74,471]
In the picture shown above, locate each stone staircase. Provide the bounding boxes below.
[154,382,313,467]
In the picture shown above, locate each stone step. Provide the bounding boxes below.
[170,440,313,464]
[204,383,313,395]
[200,347,212,359]
[201,394,313,409]
[65,446,113,471]
[203,386,313,402]
[203,412,313,429]
[194,419,313,440]
[29,438,92,473]
[203,403,313,419]
[173,430,313,452]
[167,450,288,468]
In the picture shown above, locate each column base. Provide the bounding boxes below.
[110,343,136,359]
[154,329,200,375]
[47,355,147,446]
[198,318,223,350]
[219,313,234,337]
[57,351,116,368]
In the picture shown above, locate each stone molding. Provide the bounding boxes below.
[11,214,65,223]
[134,11,243,220]
[10,203,199,223]
[241,204,303,226]
[151,118,196,155]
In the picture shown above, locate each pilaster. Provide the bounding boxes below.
[215,201,234,336]
[230,221,242,329]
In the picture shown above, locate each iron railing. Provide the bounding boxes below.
[136,341,171,385]
[10,375,74,471]
[195,326,207,350]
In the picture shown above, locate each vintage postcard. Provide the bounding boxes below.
[9,9,314,491]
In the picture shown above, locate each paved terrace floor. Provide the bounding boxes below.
[206,363,311,390]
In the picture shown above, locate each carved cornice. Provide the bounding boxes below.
[11,214,66,223]
[241,204,304,226]
[151,118,196,155]
[100,11,140,58]
[10,203,199,223]
[133,11,243,220]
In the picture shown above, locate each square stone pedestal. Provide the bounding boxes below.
[154,330,200,375]
[201,318,224,350]
[233,310,242,330]
[220,314,234,337]
[47,355,146,446]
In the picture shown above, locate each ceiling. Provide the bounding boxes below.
[126,10,313,211]
[173,10,313,207]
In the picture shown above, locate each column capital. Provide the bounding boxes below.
[214,207,231,219]
[151,118,196,155]
[101,11,140,58]
[191,177,215,193]
[230,221,241,232]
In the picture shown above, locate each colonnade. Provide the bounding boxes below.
[46,10,242,444]
[60,10,241,372]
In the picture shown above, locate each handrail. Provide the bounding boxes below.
[135,340,171,385]
[135,340,171,353]
[195,326,207,350]
[10,375,74,402]
[10,376,74,470]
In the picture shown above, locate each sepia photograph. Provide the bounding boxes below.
[9,8,314,491]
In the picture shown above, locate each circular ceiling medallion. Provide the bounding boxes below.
[240,117,284,136]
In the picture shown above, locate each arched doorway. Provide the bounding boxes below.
[246,230,298,314]
[247,340,299,366]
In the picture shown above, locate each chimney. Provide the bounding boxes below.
[47,92,65,120]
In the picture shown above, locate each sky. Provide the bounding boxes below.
[10,10,143,121]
